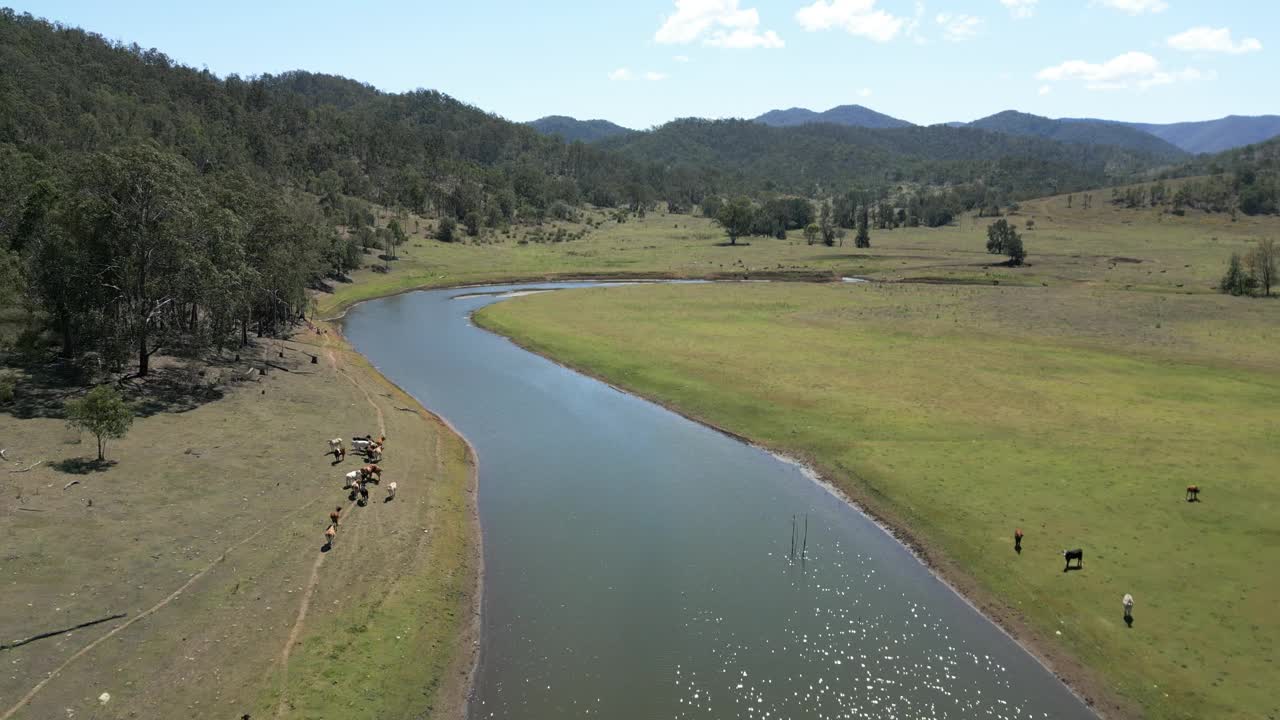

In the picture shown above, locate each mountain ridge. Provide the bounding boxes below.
[526,115,634,143]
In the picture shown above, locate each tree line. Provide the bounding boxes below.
[3,142,357,375]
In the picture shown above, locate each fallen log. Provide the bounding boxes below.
[1,613,127,651]
[8,460,43,474]
[63,480,80,490]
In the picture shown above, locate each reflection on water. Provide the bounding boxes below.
[341,283,1092,720]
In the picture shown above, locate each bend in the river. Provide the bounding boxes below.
[341,282,1095,720]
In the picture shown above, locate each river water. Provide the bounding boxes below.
[341,283,1094,720]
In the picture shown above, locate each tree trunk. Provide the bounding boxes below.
[96,435,104,462]
[59,313,74,359]
[138,331,149,377]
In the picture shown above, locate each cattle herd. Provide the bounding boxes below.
[322,435,392,549]
[1015,485,1204,627]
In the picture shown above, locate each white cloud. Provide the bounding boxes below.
[1095,0,1168,15]
[645,71,670,81]
[673,54,691,62]
[858,87,873,97]
[608,67,632,81]
[1037,51,1210,91]
[936,12,982,42]
[795,0,907,43]
[1000,0,1038,18]
[1038,84,1051,95]
[705,28,784,47]
[1167,27,1262,55]
[655,0,784,49]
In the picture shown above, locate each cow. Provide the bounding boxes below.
[324,524,337,549]
[1014,528,1024,554]
[1063,548,1083,571]
[329,506,342,527]
[328,438,344,455]
[386,481,397,502]
[358,484,370,506]
[1186,484,1200,502]
[1123,593,1134,625]
[343,470,362,489]
[360,464,382,483]
[351,439,373,454]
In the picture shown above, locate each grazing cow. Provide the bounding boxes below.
[1014,528,1024,554]
[324,524,337,548]
[358,485,370,506]
[386,481,397,501]
[1063,548,1083,571]
[1186,484,1200,502]
[361,464,383,483]
[367,444,383,462]
[351,439,372,454]
[328,438,344,455]
[343,470,362,489]
[1123,593,1134,623]
[329,506,342,527]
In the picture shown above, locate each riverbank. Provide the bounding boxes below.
[475,281,1280,720]
[0,326,479,719]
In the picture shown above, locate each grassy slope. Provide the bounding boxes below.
[0,331,478,719]
[316,180,1274,318]
[477,282,1279,720]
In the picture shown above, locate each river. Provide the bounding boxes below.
[341,282,1094,720]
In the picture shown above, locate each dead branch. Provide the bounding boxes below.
[9,460,43,474]
[63,480,81,490]
[1,613,127,651]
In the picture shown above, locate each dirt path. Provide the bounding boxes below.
[272,337,389,719]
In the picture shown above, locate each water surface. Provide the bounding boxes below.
[342,283,1094,720]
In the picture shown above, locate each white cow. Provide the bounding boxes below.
[386,481,397,501]
[351,439,372,454]
[328,438,344,453]
[343,470,362,489]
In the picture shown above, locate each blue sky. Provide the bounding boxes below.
[13,0,1275,129]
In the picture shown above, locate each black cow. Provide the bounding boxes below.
[1062,548,1083,571]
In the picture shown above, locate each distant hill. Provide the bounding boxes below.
[754,104,913,129]
[969,111,1188,162]
[1064,115,1280,155]
[600,118,1171,199]
[528,115,634,143]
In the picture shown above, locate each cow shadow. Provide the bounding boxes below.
[1063,564,1083,573]
[1124,614,1134,628]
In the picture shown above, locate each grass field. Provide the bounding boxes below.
[0,330,478,719]
[316,181,1275,318]
[477,282,1278,720]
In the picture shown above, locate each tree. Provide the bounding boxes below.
[66,385,134,461]
[386,218,407,260]
[435,216,457,243]
[1246,238,1276,296]
[60,145,197,376]
[986,218,1025,265]
[1219,252,1253,296]
[804,223,819,246]
[819,202,835,247]
[715,197,754,246]
[463,211,481,237]
[855,205,871,248]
